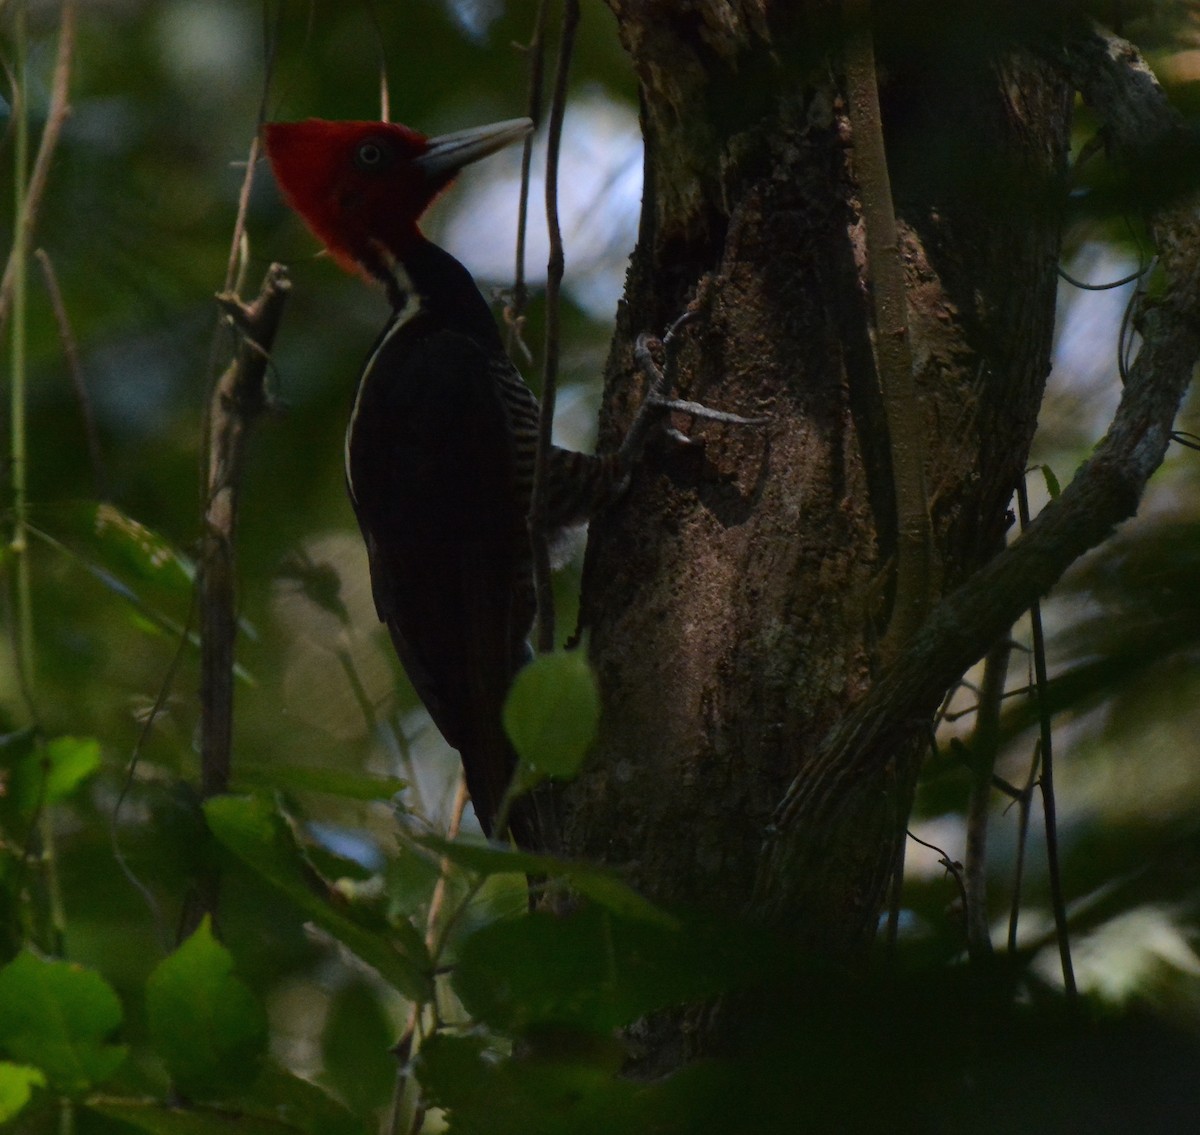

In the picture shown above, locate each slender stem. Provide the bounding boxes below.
[38,791,66,954]
[2,0,77,716]
[183,266,289,942]
[221,2,279,297]
[1007,737,1041,955]
[223,137,261,296]
[183,23,286,939]
[529,0,579,654]
[391,778,468,1135]
[843,0,932,660]
[110,590,198,955]
[198,269,290,800]
[963,638,1011,962]
[1016,479,1076,999]
[507,0,549,363]
[10,0,34,706]
[0,0,77,333]
[7,0,78,967]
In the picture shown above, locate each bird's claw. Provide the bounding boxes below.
[618,310,767,465]
[647,395,770,428]
[663,426,700,449]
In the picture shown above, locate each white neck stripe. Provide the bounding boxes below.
[345,263,423,501]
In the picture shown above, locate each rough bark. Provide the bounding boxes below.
[568,0,1071,956]
[753,18,1200,949]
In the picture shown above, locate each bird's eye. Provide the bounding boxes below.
[354,138,392,171]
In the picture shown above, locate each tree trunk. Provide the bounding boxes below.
[567,2,1071,959]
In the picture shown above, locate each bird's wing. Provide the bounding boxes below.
[347,323,534,837]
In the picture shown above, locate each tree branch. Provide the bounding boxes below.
[199,264,290,802]
[843,0,933,659]
[180,264,288,943]
[753,24,1200,942]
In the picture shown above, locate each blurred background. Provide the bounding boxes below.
[3,0,1200,1114]
[3,0,644,1104]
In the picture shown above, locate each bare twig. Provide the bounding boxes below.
[6,0,77,721]
[529,0,580,654]
[1016,478,1076,999]
[963,639,1012,962]
[193,3,284,801]
[843,0,933,660]
[391,777,468,1135]
[199,265,290,801]
[179,265,289,942]
[506,0,550,364]
[1057,263,1149,291]
[111,589,199,955]
[906,828,968,914]
[218,0,285,299]
[1007,738,1042,955]
[3,3,77,969]
[362,0,391,122]
[0,0,76,335]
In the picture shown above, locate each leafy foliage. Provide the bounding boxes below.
[0,1062,47,1126]
[145,917,267,1100]
[204,794,434,1002]
[504,647,599,781]
[1,1,1199,1133]
[452,903,780,1033]
[0,953,126,1095]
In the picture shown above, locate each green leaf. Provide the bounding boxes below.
[88,1097,313,1134]
[0,952,126,1093]
[453,905,780,1033]
[146,916,267,1100]
[90,501,195,590]
[415,834,678,929]
[15,736,103,815]
[28,502,193,629]
[4,735,103,821]
[235,761,406,802]
[567,870,678,927]
[503,649,599,779]
[416,1033,492,1106]
[418,1031,641,1135]
[40,736,103,802]
[249,1064,365,1135]
[0,1061,46,1124]
[1039,463,1061,499]
[28,505,255,682]
[204,795,433,1001]
[320,980,395,1115]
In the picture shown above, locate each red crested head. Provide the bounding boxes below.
[264,116,533,281]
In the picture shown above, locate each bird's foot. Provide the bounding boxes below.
[619,312,768,465]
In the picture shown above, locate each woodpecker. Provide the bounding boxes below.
[264,116,616,849]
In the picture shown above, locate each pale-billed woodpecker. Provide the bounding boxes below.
[264,116,626,850]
